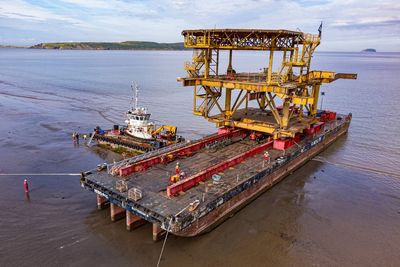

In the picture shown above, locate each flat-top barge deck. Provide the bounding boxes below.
[81,114,351,239]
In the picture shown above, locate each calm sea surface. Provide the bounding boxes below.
[0,49,399,266]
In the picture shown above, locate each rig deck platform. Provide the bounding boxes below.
[81,114,351,240]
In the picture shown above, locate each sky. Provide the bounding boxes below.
[0,0,399,51]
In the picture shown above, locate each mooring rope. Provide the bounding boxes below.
[0,173,81,176]
[156,217,173,267]
[156,200,200,267]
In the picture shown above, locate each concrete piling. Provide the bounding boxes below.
[110,203,126,221]
[152,223,166,241]
[96,194,109,210]
[126,211,146,231]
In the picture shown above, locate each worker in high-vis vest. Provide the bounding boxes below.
[170,162,181,184]
[175,162,180,175]
[264,151,270,163]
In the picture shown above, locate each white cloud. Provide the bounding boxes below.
[0,0,399,50]
[60,0,112,9]
[0,0,80,23]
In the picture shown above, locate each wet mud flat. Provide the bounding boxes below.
[0,50,400,266]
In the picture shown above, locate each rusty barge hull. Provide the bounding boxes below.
[81,115,350,238]
[177,120,350,236]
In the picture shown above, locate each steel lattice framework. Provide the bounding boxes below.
[178,28,357,138]
[182,29,304,50]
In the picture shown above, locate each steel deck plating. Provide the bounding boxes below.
[81,115,350,237]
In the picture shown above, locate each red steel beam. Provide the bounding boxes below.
[119,129,247,176]
[167,140,273,197]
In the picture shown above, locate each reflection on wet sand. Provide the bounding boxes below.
[0,50,399,266]
[79,141,329,266]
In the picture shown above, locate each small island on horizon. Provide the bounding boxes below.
[362,48,377,52]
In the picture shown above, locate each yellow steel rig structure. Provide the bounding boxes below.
[178,28,357,139]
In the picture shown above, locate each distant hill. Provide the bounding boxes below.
[362,48,376,52]
[0,45,27,48]
[30,41,186,50]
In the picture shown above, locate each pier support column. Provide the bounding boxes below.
[152,223,166,241]
[110,203,125,222]
[96,194,109,210]
[126,211,146,231]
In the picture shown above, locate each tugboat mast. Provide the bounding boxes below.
[131,82,139,109]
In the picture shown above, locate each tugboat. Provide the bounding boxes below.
[90,82,182,153]
[124,83,155,141]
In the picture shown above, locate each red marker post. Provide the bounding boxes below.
[24,179,29,193]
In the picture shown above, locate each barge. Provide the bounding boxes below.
[81,113,351,238]
[80,27,357,240]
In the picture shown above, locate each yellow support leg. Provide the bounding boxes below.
[311,84,320,115]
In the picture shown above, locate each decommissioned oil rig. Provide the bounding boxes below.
[179,28,356,138]
[81,28,357,240]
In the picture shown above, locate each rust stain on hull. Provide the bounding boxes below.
[176,122,349,237]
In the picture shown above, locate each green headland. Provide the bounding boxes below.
[30,41,185,50]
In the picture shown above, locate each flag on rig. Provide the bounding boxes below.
[318,22,323,37]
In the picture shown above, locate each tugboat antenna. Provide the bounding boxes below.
[131,82,139,109]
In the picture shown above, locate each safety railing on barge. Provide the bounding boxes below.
[172,115,350,232]
[106,140,191,175]
[82,115,350,233]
